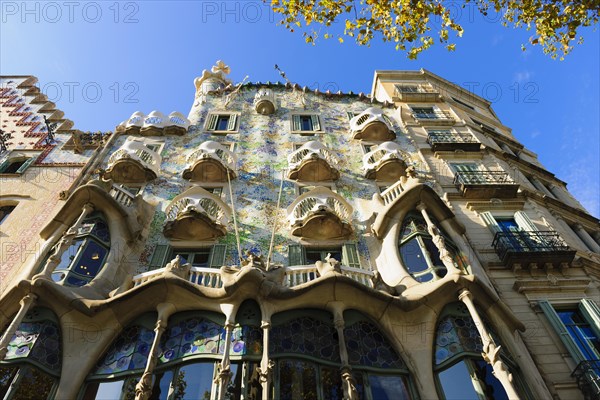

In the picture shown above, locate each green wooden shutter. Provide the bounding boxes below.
[310,115,321,131]
[514,211,538,232]
[206,114,218,131]
[342,243,360,268]
[209,244,227,268]
[16,157,35,174]
[480,212,501,233]
[346,112,355,121]
[288,244,305,266]
[292,115,301,131]
[149,244,171,270]
[579,299,600,339]
[539,300,586,364]
[227,114,237,131]
[0,159,10,173]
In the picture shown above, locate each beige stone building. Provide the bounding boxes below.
[0,65,598,400]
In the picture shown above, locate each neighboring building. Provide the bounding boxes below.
[0,64,598,400]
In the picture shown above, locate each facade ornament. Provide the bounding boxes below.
[316,253,342,276]
[241,249,266,270]
[0,129,13,153]
[417,203,462,274]
[194,60,233,105]
[371,270,397,295]
[164,255,191,279]
[216,321,235,400]
[223,76,249,108]
[341,366,360,400]
[43,115,57,145]
[275,64,306,108]
[458,290,520,399]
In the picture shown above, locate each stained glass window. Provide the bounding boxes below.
[270,316,340,363]
[93,325,155,376]
[159,317,224,363]
[344,320,405,369]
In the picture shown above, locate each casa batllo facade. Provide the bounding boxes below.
[0,63,599,400]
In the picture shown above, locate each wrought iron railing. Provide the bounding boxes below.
[492,231,571,259]
[453,171,513,185]
[572,360,600,400]
[412,110,453,120]
[427,131,478,145]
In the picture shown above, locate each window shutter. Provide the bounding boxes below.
[206,114,218,131]
[292,115,301,131]
[579,299,600,339]
[538,300,586,364]
[514,211,538,232]
[346,112,355,121]
[0,159,10,173]
[209,244,227,268]
[310,115,321,131]
[16,158,35,174]
[480,212,501,233]
[227,114,237,131]
[149,244,170,270]
[342,243,360,268]
[288,244,305,266]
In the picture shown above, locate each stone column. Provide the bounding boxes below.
[36,203,95,280]
[331,308,358,400]
[573,223,600,253]
[216,320,235,400]
[592,231,600,248]
[458,290,520,399]
[529,176,553,197]
[0,294,37,360]
[135,303,175,400]
[259,320,273,400]
[417,203,461,275]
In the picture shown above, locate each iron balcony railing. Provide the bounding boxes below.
[572,360,600,400]
[492,231,570,258]
[453,171,513,186]
[412,110,453,120]
[427,131,478,145]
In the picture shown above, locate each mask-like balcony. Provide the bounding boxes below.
[393,84,440,102]
[427,131,481,152]
[453,171,519,199]
[350,107,395,141]
[104,140,161,183]
[287,187,353,240]
[492,231,576,269]
[362,142,408,181]
[116,111,190,136]
[254,88,276,115]
[163,187,231,241]
[182,141,238,182]
[288,141,339,181]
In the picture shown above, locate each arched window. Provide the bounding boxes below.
[434,303,527,400]
[343,310,414,400]
[270,310,342,400]
[398,213,466,283]
[0,307,61,400]
[52,211,110,287]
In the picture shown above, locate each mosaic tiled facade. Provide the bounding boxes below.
[0,65,599,400]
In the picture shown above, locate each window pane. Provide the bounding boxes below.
[217,116,230,131]
[368,375,411,400]
[400,238,429,274]
[88,380,125,400]
[10,366,55,400]
[0,206,16,224]
[279,359,318,400]
[72,240,108,278]
[192,252,211,268]
[473,359,508,400]
[149,370,173,400]
[0,366,17,398]
[321,366,344,400]
[52,240,84,282]
[438,361,479,400]
[173,362,214,399]
[300,116,313,131]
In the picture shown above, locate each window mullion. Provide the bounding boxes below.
[416,235,436,279]
[464,359,488,400]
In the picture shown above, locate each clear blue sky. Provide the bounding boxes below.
[1,1,598,217]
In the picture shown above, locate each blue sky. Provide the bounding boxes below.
[1,1,598,217]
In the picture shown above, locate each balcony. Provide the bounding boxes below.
[362,141,409,181]
[492,231,576,268]
[287,186,353,240]
[288,141,339,181]
[427,131,481,152]
[254,88,276,115]
[393,84,440,102]
[163,187,231,240]
[105,140,161,183]
[410,109,455,126]
[453,171,519,199]
[116,111,190,136]
[349,107,396,141]
[572,360,600,400]
[182,141,237,182]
